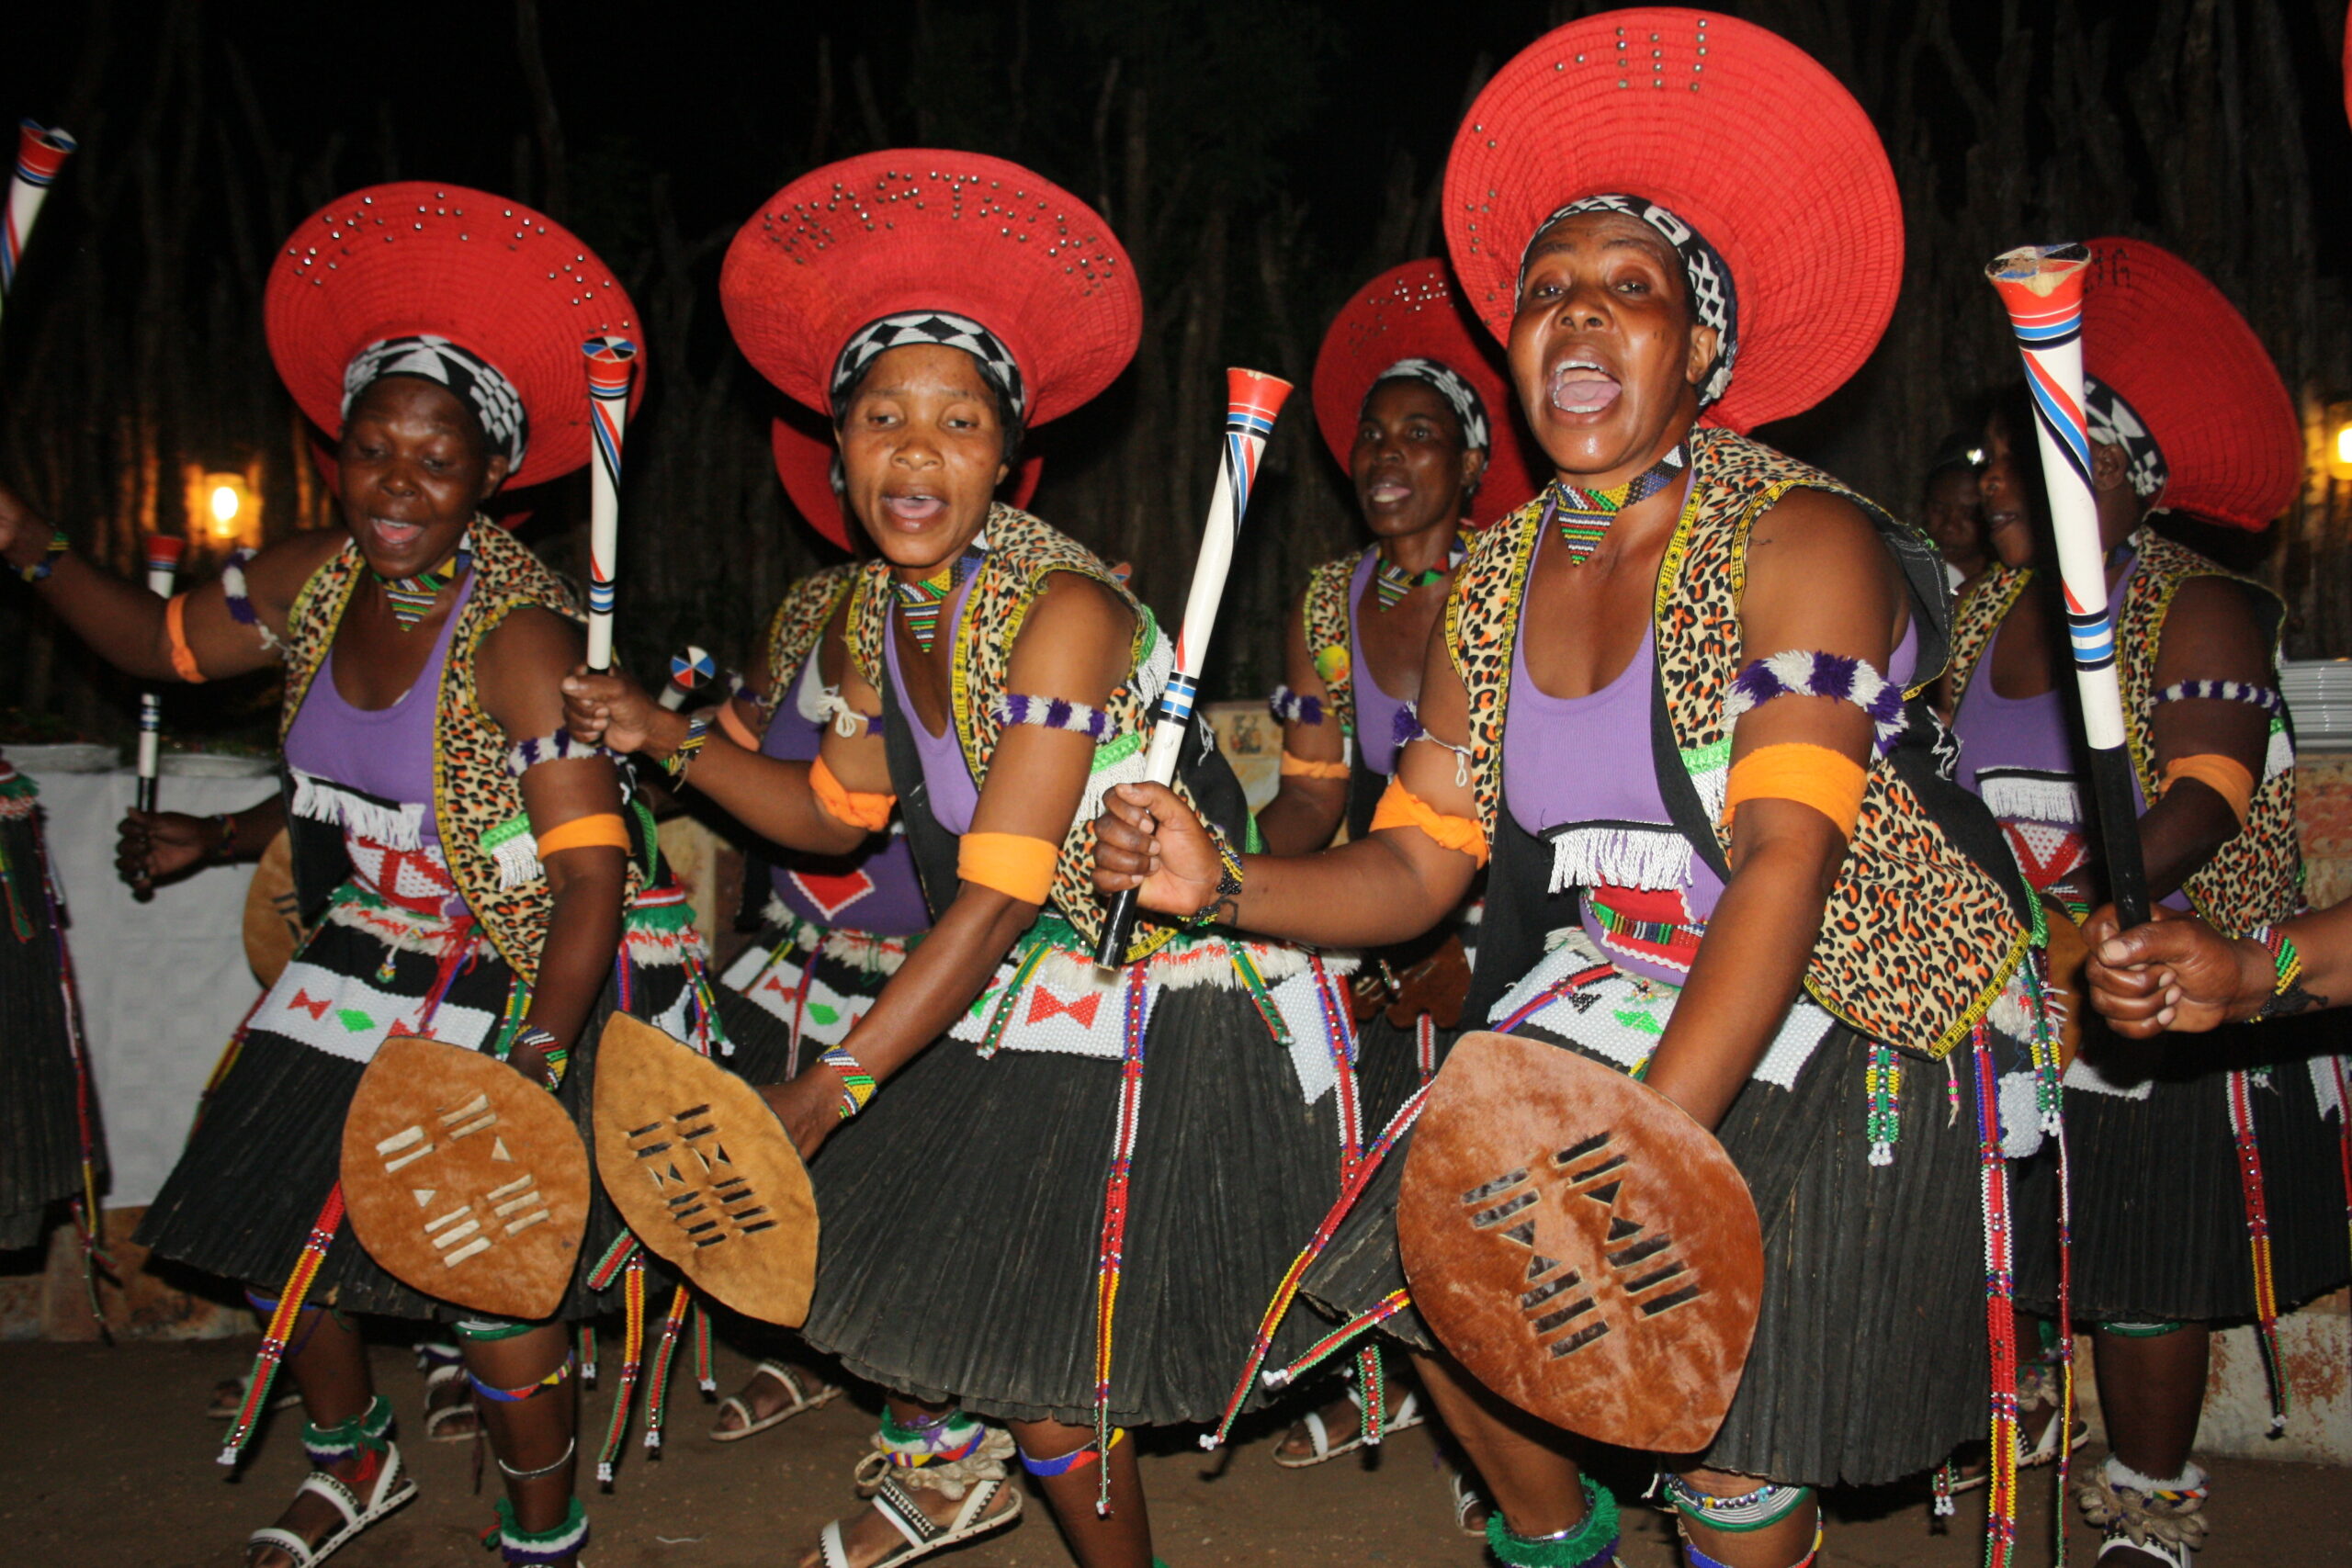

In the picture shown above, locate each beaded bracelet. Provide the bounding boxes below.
[214,812,239,862]
[2249,925,2319,1021]
[511,1025,568,1090]
[820,1043,876,1119]
[662,712,714,783]
[17,529,68,583]
[1185,823,1246,930]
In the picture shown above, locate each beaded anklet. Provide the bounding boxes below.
[487,1495,590,1566]
[820,1043,876,1119]
[1486,1474,1619,1568]
[1018,1427,1125,1477]
[1662,1475,1814,1533]
[301,1393,395,1469]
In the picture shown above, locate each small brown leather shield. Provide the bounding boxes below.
[593,1013,818,1326]
[1397,1032,1764,1454]
[242,830,303,987]
[341,1034,591,1321]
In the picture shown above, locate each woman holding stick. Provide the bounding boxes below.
[564,150,1349,1568]
[1953,237,2345,1568]
[696,421,1001,1463]
[0,183,703,1568]
[1092,15,2040,1568]
[1257,260,1533,1512]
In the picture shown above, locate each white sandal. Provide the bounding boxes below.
[1449,1468,1490,1538]
[816,1472,1021,1567]
[1272,1385,1424,1468]
[420,1355,479,1444]
[709,1358,842,1443]
[244,1440,418,1567]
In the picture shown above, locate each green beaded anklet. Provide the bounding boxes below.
[1487,1474,1620,1567]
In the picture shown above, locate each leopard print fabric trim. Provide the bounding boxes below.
[759,563,859,722]
[844,503,1192,960]
[1445,428,2025,1059]
[1945,565,2031,709]
[1300,554,1360,738]
[2117,529,2299,936]
[278,523,640,984]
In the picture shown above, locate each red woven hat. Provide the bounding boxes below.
[771,409,1043,553]
[722,151,1140,429]
[1311,259,1545,526]
[266,183,644,490]
[2080,237,2299,531]
[1442,9,1901,434]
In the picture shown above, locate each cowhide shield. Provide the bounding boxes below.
[341,1034,590,1321]
[593,1013,818,1326]
[242,830,303,987]
[1396,1031,1763,1454]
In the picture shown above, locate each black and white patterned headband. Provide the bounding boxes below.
[1370,357,1490,455]
[2083,375,2168,502]
[342,334,528,468]
[831,310,1026,422]
[1520,195,1740,408]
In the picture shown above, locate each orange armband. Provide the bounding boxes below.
[957,831,1060,905]
[810,753,896,832]
[1369,777,1490,868]
[1722,742,1868,840]
[2161,753,2255,827]
[1281,750,1351,781]
[717,698,762,752]
[165,593,208,683]
[535,813,629,857]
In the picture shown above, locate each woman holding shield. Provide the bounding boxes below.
[1953,238,2344,1568]
[1093,14,2036,1568]
[0,184,698,1568]
[565,151,1348,1568]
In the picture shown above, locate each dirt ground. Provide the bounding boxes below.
[2,1335,2345,1567]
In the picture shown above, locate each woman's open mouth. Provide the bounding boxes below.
[1548,357,1622,416]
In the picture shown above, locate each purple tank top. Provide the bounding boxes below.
[1348,549,1410,777]
[883,570,983,836]
[1953,555,2183,906]
[1500,528,1919,985]
[761,645,932,936]
[284,571,476,851]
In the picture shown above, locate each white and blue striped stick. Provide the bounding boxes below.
[1095,367,1293,967]
[582,336,639,672]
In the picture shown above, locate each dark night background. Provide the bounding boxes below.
[2,0,2348,747]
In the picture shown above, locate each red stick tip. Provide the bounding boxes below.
[144,534,186,566]
[1226,367,1295,423]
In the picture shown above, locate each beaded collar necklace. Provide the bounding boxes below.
[1371,536,1468,612]
[1541,443,1689,565]
[895,537,988,655]
[368,530,473,631]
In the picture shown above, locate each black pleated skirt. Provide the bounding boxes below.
[133,886,700,1321]
[2015,1022,2351,1322]
[1303,1022,1990,1487]
[774,968,1348,1429]
[1351,1010,1448,1134]
[0,807,96,1251]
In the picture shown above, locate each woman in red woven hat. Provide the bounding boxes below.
[1094,14,2042,1568]
[694,415,1035,1453]
[564,151,1348,1568]
[0,182,705,1568]
[1952,236,2342,1568]
[1258,259,1533,1503]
